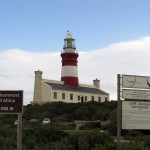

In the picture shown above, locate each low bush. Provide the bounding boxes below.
[124,131,144,140]
[79,122,101,130]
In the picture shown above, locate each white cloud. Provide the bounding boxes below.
[1,36,150,105]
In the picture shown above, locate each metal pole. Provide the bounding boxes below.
[17,114,22,150]
[117,74,121,150]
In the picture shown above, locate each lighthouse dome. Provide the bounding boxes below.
[65,31,73,39]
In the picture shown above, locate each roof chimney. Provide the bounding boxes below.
[93,78,100,89]
[33,70,43,102]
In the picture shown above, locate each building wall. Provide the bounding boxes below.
[41,81,52,102]
[32,79,109,104]
[51,89,109,103]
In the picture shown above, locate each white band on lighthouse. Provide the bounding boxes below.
[61,66,78,77]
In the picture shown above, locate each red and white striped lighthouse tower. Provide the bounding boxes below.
[61,32,79,87]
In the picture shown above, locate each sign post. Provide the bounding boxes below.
[17,114,22,150]
[117,74,150,149]
[117,74,121,150]
[0,90,23,150]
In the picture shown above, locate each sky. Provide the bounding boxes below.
[0,0,150,105]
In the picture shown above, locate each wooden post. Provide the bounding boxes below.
[17,114,22,150]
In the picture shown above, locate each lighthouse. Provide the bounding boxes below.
[32,31,109,105]
[61,32,79,87]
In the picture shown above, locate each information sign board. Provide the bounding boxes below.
[122,101,150,129]
[122,75,150,89]
[122,89,150,100]
[0,91,23,114]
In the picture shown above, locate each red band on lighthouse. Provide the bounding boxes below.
[61,53,78,66]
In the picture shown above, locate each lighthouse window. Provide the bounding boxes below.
[54,92,57,99]
[67,40,72,47]
[98,97,101,102]
[91,96,94,101]
[85,96,87,101]
[70,94,73,100]
[78,96,80,101]
[62,93,65,100]
[72,41,75,48]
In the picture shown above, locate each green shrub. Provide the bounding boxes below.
[124,131,144,140]
[50,122,76,130]
[79,122,101,130]
[69,131,114,149]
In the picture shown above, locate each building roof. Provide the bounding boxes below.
[45,82,109,95]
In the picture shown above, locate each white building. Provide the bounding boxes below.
[31,32,109,104]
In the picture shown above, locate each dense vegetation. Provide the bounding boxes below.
[23,101,117,121]
[0,101,150,149]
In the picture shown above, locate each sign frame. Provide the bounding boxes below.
[122,101,150,130]
[0,90,23,114]
[122,74,150,89]
[122,89,150,100]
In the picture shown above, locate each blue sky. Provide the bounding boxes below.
[1,0,150,104]
[1,0,150,51]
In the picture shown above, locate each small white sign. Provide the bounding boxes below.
[122,89,150,100]
[122,75,150,89]
[122,101,150,129]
